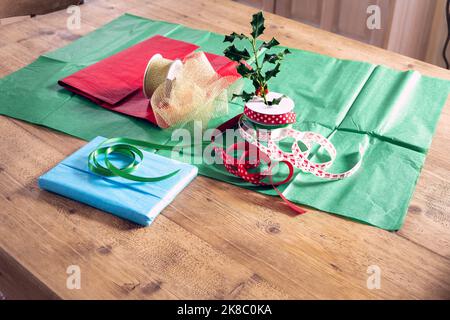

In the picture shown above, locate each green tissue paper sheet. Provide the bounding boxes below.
[1,14,449,230]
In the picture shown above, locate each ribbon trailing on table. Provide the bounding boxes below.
[88,117,308,214]
[213,141,307,215]
[213,114,308,214]
[88,118,293,184]
[211,114,365,214]
[213,114,364,183]
[238,118,365,180]
[87,111,363,216]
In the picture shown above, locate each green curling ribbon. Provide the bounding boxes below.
[88,137,182,182]
[87,116,283,182]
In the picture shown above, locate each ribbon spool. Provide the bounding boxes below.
[244,92,296,126]
[143,53,182,99]
[142,52,239,128]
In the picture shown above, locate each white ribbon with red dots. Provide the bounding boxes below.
[238,118,365,180]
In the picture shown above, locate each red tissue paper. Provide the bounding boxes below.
[58,35,238,125]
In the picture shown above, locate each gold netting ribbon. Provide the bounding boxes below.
[143,51,241,128]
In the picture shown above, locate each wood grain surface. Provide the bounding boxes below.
[0,0,449,300]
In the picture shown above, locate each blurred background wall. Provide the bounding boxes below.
[0,0,447,68]
[234,0,448,68]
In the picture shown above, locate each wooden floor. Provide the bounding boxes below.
[0,0,449,299]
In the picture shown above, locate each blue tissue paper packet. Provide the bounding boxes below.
[38,136,198,226]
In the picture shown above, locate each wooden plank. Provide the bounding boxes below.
[0,247,59,300]
[0,0,449,299]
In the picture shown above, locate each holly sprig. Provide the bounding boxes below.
[223,11,291,106]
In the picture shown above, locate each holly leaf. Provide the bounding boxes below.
[224,45,251,61]
[260,37,280,50]
[267,95,285,106]
[224,32,248,43]
[263,48,291,64]
[232,90,254,102]
[264,63,280,81]
[236,63,253,78]
[250,11,265,38]
[263,53,279,64]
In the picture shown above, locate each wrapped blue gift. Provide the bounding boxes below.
[38,136,198,226]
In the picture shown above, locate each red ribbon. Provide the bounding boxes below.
[214,142,294,186]
[213,114,307,215]
[244,106,296,125]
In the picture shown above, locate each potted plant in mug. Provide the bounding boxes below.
[223,11,296,126]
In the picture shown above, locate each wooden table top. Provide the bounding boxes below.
[0,0,449,300]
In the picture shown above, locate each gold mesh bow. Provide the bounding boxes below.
[143,51,241,128]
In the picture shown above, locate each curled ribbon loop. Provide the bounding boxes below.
[88,137,180,182]
[238,118,365,180]
[213,142,294,187]
[212,142,306,215]
[212,114,307,214]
